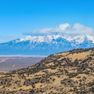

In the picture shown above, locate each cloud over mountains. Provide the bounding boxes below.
[28,23,94,36]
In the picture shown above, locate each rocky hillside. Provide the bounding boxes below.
[0,48,94,94]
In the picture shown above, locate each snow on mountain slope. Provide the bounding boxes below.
[0,33,94,55]
[15,34,94,44]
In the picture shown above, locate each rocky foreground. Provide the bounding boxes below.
[0,48,94,94]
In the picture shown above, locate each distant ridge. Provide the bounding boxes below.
[0,34,94,55]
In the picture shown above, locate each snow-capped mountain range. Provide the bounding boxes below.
[0,33,94,55]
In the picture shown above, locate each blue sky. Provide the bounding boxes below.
[0,0,94,42]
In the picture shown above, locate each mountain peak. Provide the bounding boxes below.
[16,34,94,43]
[0,34,94,55]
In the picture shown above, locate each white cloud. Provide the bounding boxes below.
[72,23,93,35]
[31,23,94,35]
[39,28,53,34]
[58,23,70,31]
